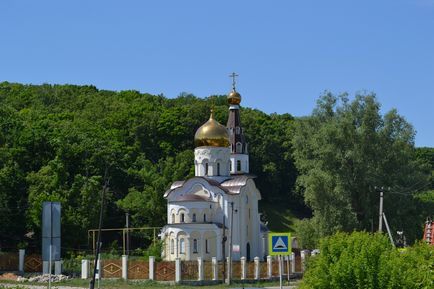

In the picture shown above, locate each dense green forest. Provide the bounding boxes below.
[0,82,432,254]
[0,82,302,253]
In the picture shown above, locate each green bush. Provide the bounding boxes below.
[143,241,163,261]
[295,218,320,249]
[300,231,434,289]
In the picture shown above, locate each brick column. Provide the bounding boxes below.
[240,257,246,280]
[149,256,155,280]
[212,257,218,281]
[267,255,272,279]
[122,255,128,280]
[81,259,89,279]
[254,257,260,280]
[175,258,181,283]
[197,257,204,281]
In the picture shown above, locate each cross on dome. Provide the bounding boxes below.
[229,72,239,91]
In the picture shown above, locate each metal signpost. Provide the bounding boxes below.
[42,202,61,289]
[269,232,291,289]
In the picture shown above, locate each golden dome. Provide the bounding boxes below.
[228,90,242,105]
[194,110,230,147]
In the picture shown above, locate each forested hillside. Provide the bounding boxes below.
[1,82,432,254]
[0,82,303,252]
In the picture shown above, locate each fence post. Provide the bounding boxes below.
[290,252,295,273]
[54,261,62,275]
[122,255,128,280]
[254,257,260,280]
[267,255,272,279]
[149,256,155,280]
[81,259,89,279]
[197,257,204,281]
[212,257,217,281]
[18,249,25,272]
[226,256,231,282]
[95,256,101,280]
[175,258,181,283]
[240,257,246,280]
[301,250,310,272]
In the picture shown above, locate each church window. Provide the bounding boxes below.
[192,213,196,222]
[205,163,209,176]
[229,161,232,171]
[203,214,207,222]
[245,143,248,154]
[249,208,251,220]
[180,213,185,223]
[170,239,174,254]
[237,160,241,171]
[193,239,198,253]
[205,239,209,253]
[171,214,175,223]
[217,163,220,176]
[236,142,242,153]
[236,127,240,134]
[179,238,185,254]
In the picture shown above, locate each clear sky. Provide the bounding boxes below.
[1,0,433,147]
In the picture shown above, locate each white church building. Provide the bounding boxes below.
[160,82,268,261]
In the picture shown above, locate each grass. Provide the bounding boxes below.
[260,201,299,233]
[1,278,300,289]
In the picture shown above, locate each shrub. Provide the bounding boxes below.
[300,231,434,289]
[143,241,163,261]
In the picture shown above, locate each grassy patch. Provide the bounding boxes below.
[260,201,299,232]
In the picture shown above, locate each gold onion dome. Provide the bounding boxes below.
[194,110,230,147]
[228,89,241,105]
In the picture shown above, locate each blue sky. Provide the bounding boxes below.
[1,0,433,147]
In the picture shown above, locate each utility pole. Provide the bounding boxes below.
[90,168,109,289]
[378,188,384,232]
[226,202,234,285]
[125,212,130,255]
[382,213,395,247]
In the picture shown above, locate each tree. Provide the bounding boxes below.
[292,92,432,244]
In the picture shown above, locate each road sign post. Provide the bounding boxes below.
[268,232,291,289]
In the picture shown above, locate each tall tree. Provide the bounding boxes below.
[292,93,432,244]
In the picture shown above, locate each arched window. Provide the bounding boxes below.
[203,214,207,222]
[236,127,240,134]
[237,160,241,171]
[205,239,209,253]
[217,163,220,176]
[229,161,232,171]
[170,239,174,254]
[236,142,242,153]
[180,213,185,223]
[192,213,196,222]
[179,238,185,254]
[171,214,175,223]
[205,163,209,176]
[193,239,198,253]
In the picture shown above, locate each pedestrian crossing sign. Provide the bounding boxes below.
[269,232,291,255]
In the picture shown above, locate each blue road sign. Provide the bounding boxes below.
[269,232,291,255]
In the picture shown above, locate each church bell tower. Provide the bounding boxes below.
[227,73,249,174]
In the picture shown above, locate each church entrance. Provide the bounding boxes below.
[246,242,251,261]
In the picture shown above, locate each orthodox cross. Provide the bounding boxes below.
[229,72,239,91]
